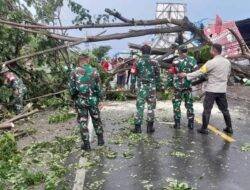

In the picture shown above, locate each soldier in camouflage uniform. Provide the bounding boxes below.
[0,65,27,114]
[167,46,198,129]
[68,54,104,150]
[130,44,161,133]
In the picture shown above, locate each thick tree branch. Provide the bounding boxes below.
[25,90,67,102]
[228,28,249,53]
[0,19,82,42]
[227,28,250,60]
[1,26,187,65]
[0,17,185,30]
[128,43,175,55]
[0,109,39,126]
[87,26,187,42]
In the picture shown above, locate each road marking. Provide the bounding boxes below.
[73,156,87,190]
[159,121,175,125]
[195,117,236,143]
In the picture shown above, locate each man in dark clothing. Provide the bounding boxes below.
[179,44,233,134]
[116,57,126,90]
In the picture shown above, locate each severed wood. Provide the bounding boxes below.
[0,109,39,126]
[0,123,14,130]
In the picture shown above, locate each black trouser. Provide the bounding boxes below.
[202,92,232,129]
[126,70,131,84]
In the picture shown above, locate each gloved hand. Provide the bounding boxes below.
[191,75,208,86]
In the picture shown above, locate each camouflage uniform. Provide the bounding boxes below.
[131,55,161,127]
[167,56,198,123]
[5,73,27,114]
[68,64,103,142]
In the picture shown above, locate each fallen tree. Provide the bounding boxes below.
[0,9,189,31]
[0,25,188,66]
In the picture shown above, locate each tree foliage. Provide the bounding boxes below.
[92,45,112,61]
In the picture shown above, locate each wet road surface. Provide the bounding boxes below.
[69,96,250,190]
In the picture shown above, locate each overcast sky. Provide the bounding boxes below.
[56,0,249,55]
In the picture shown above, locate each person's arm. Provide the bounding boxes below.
[92,69,102,103]
[186,60,214,80]
[68,71,78,100]
[10,79,20,97]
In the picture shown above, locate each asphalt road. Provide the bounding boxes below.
[67,93,250,190]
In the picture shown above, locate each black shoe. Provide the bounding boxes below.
[223,127,233,134]
[188,119,194,130]
[197,128,209,134]
[97,134,105,146]
[81,141,91,151]
[147,121,155,133]
[174,119,181,129]
[131,124,142,133]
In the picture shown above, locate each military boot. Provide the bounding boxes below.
[147,121,155,133]
[223,113,233,134]
[188,118,194,130]
[174,119,181,129]
[97,133,105,146]
[223,127,233,134]
[81,140,91,151]
[197,127,209,134]
[131,124,142,133]
[198,114,209,134]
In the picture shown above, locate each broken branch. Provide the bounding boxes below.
[0,109,39,126]
[0,19,81,42]
[0,17,184,30]
[105,8,133,23]
[1,26,187,65]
